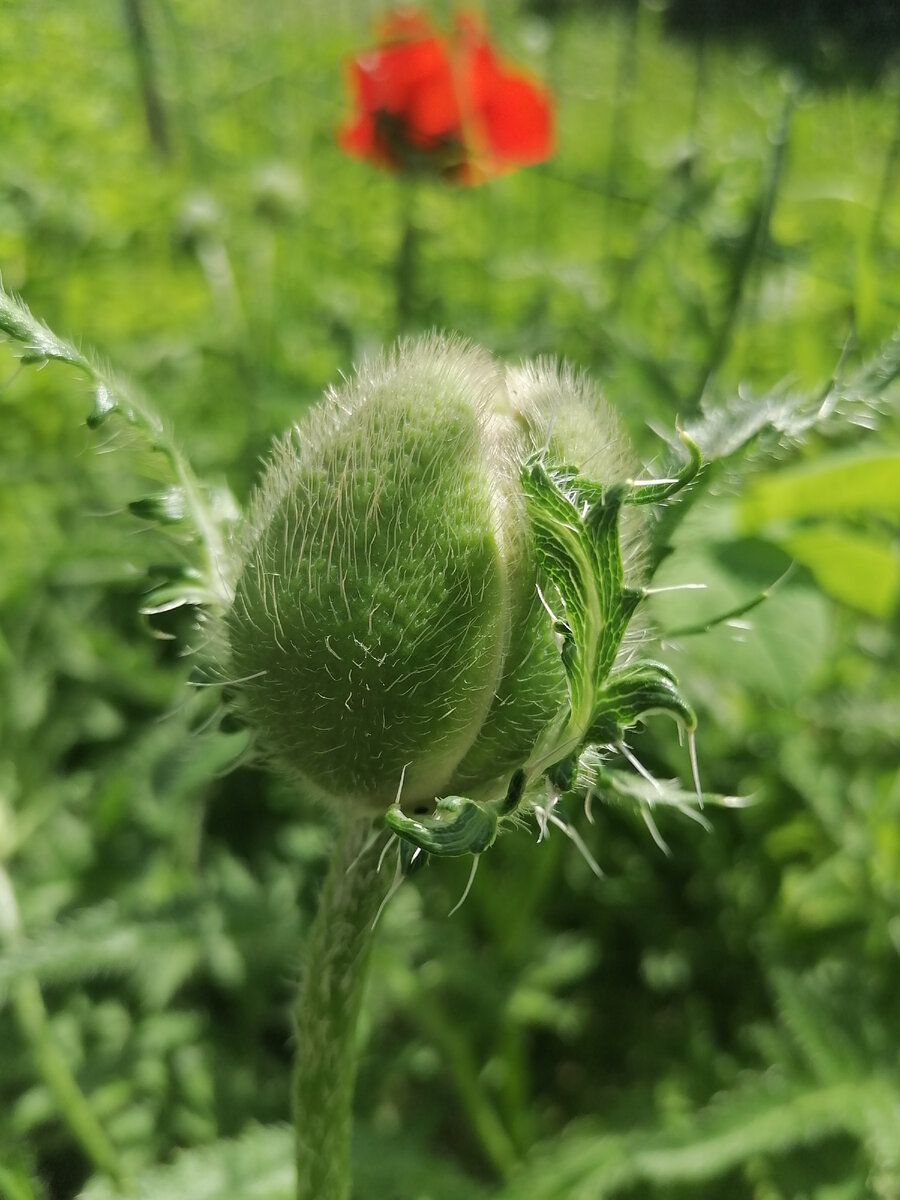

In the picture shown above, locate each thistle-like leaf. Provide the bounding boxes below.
[0,281,239,614]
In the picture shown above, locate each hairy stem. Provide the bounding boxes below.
[292,812,387,1200]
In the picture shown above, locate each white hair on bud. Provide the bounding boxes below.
[223,333,531,809]
[219,334,660,812]
[505,357,635,478]
[241,332,504,559]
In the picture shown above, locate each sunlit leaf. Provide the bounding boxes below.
[781,524,900,617]
[740,450,900,526]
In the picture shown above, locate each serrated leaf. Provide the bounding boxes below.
[0,1159,46,1200]
[497,1079,887,1200]
[521,457,639,762]
[0,280,240,610]
[77,1122,491,1200]
[0,905,199,1006]
[78,1124,293,1200]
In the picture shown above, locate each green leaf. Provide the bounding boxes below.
[0,904,200,1007]
[0,1158,46,1200]
[496,1080,887,1200]
[0,281,240,612]
[77,1123,490,1200]
[780,525,900,617]
[740,450,900,527]
[78,1125,293,1200]
[353,1125,493,1200]
[648,535,833,703]
[780,857,871,931]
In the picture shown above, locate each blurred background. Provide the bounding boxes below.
[1,1,899,1198]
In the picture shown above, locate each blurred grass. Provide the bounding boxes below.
[1,2,899,1199]
[3,0,900,460]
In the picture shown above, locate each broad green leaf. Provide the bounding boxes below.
[780,525,900,617]
[648,536,833,703]
[740,450,900,528]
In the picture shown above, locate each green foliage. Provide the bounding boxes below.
[738,449,900,616]
[2,1,899,1199]
[496,964,900,1199]
[77,1121,491,1200]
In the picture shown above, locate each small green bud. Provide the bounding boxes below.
[129,487,186,524]
[250,162,306,224]
[223,334,644,818]
[174,191,224,254]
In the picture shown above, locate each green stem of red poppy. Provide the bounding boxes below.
[394,179,420,334]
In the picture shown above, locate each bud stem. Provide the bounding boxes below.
[292,811,387,1200]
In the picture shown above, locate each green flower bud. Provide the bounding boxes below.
[223,334,644,817]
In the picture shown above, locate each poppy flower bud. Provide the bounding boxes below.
[223,335,642,817]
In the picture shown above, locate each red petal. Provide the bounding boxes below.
[337,8,553,180]
[455,13,554,168]
[346,37,459,139]
[478,72,554,161]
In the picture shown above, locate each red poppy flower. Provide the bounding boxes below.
[338,9,554,184]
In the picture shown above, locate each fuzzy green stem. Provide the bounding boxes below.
[0,866,128,1191]
[292,812,387,1200]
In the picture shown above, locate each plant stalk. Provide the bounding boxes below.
[394,180,420,334]
[0,866,127,1191]
[122,0,171,158]
[292,812,387,1200]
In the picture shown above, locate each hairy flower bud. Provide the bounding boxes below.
[223,335,643,817]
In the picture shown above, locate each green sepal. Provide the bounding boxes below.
[148,562,205,582]
[140,584,219,615]
[521,455,636,739]
[546,755,577,794]
[576,750,742,811]
[385,795,500,858]
[625,428,702,506]
[588,661,697,744]
[399,840,430,877]
[498,769,527,817]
